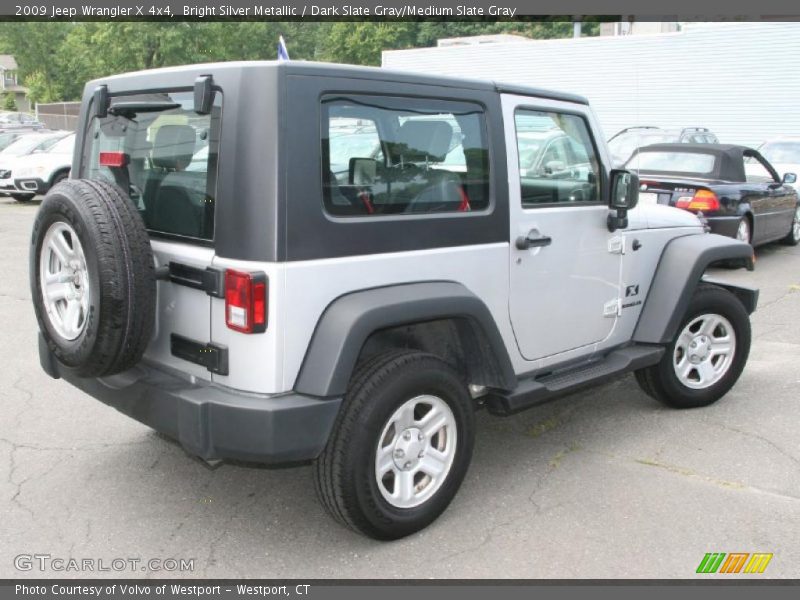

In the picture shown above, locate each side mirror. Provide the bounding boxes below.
[543,160,566,175]
[783,172,797,184]
[608,169,639,232]
[349,157,377,186]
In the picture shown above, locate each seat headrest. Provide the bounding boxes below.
[152,125,196,170]
[394,120,453,163]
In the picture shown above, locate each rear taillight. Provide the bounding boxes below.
[98,151,129,168]
[676,189,720,212]
[224,269,267,334]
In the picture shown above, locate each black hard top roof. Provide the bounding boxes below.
[631,143,759,182]
[90,60,589,106]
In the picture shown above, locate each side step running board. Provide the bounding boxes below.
[485,345,664,416]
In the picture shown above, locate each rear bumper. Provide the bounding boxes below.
[704,215,741,239]
[39,334,342,465]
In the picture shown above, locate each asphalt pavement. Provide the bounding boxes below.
[1,196,798,578]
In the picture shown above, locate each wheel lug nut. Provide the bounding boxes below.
[418,450,424,458]
[403,431,412,441]
[418,432,424,441]
[394,449,404,458]
[403,461,412,470]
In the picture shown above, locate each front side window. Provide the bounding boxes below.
[744,154,777,183]
[83,90,222,240]
[322,95,490,216]
[515,110,600,206]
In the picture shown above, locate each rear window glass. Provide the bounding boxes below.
[627,151,716,174]
[83,90,222,241]
[321,95,490,217]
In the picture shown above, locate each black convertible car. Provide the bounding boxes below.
[625,143,800,246]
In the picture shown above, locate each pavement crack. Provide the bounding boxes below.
[710,422,800,468]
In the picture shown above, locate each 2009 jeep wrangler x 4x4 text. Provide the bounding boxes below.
[31,62,757,539]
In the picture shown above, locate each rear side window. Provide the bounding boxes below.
[321,95,490,217]
[83,90,222,241]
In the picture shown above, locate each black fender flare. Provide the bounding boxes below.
[293,281,517,397]
[633,233,757,345]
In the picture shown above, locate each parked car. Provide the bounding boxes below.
[609,126,719,167]
[0,131,69,200]
[12,133,75,200]
[0,111,43,129]
[752,137,800,192]
[626,143,799,246]
[32,62,756,540]
[0,128,52,152]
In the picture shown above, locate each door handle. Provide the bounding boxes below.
[516,231,552,250]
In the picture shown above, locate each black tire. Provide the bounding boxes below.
[635,284,750,409]
[314,350,475,540]
[30,179,155,377]
[780,205,800,246]
[12,194,33,202]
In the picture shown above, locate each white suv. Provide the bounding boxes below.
[31,62,757,540]
[13,133,75,200]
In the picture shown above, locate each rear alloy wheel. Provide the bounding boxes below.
[634,284,750,409]
[375,394,458,509]
[314,350,475,540]
[735,217,751,244]
[780,206,800,246]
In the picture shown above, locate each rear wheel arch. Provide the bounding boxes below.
[293,282,517,398]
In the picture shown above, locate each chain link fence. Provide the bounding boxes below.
[35,101,81,132]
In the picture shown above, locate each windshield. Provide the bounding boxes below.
[49,135,75,154]
[0,134,63,157]
[627,151,717,174]
[759,142,800,164]
[0,132,22,152]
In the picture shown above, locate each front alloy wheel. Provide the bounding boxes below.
[634,284,750,409]
[672,313,736,390]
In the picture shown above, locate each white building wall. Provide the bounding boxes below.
[382,22,800,147]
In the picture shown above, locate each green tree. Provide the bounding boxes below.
[0,21,601,102]
[2,93,17,111]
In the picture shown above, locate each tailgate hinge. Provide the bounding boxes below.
[170,334,229,375]
[165,262,224,297]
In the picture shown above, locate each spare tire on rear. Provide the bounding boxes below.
[30,179,155,377]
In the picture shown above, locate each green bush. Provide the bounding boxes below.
[2,93,17,112]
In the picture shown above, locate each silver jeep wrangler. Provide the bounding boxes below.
[31,62,757,540]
